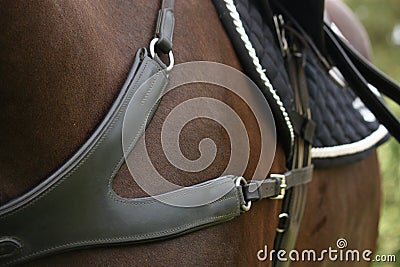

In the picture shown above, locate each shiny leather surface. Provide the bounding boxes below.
[0,49,242,266]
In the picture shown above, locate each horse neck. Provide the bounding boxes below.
[0,1,158,203]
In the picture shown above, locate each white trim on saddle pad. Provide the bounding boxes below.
[223,0,295,146]
[311,125,388,158]
[223,0,389,160]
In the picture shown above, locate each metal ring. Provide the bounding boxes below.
[235,177,252,212]
[149,38,174,72]
[235,176,247,187]
[276,213,289,233]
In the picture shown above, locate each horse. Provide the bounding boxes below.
[0,0,384,266]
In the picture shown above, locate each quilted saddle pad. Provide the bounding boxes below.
[213,0,389,166]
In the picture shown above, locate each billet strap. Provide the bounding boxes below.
[324,24,400,142]
[270,4,314,265]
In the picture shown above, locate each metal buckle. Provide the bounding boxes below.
[270,174,287,200]
[235,177,252,212]
[329,66,347,88]
[273,14,288,58]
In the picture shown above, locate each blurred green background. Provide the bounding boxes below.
[345,0,400,266]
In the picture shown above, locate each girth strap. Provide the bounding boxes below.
[269,2,314,265]
[324,24,400,142]
[210,1,315,266]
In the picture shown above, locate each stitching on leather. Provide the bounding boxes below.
[120,71,162,158]
[0,58,156,219]
[106,71,162,191]
[2,56,239,264]
[105,63,236,206]
[4,203,240,266]
[107,69,170,203]
[109,178,235,206]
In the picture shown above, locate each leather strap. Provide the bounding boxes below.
[0,0,316,264]
[242,166,313,202]
[272,0,400,144]
[155,0,175,54]
[289,110,316,144]
[2,47,289,265]
[0,49,173,266]
[324,24,400,142]
[270,6,314,265]
[335,36,400,104]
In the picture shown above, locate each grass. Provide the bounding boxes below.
[345,1,400,265]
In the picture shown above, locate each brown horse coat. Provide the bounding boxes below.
[0,0,380,266]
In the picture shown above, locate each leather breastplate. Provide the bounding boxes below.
[0,49,244,266]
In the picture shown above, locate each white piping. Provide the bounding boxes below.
[223,0,388,159]
[311,125,388,158]
[223,0,295,146]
